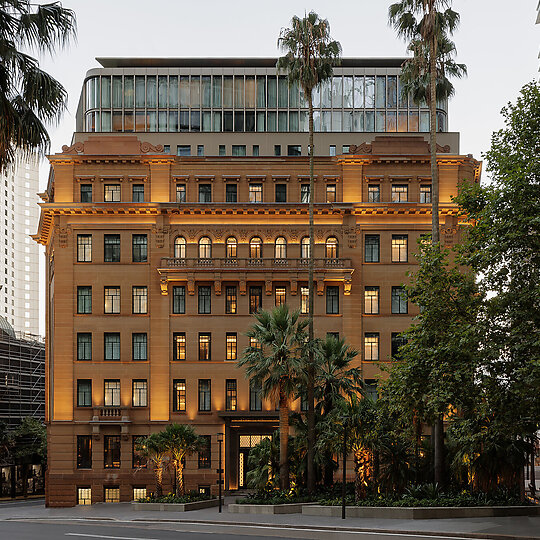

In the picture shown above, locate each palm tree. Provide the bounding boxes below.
[389,0,461,245]
[277,11,341,493]
[161,423,203,496]
[239,304,308,490]
[0,0,76,172]
[315,336,361,485]
[136,432,168,497]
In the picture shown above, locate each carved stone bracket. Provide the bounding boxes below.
[347,143,372,154]
[316,279,325,296]
[265,279,272,296]
[140,142,164,153]
[61,142,84,154]
[187,275,195,296]
[160,277,168,296]
[344,275,352,296]
[429,143,451,153]
[290,279,298,296]
[344,227,357,249]
[214,275,222,296]
[56,226,70,248]
[441,227,458,246]
[239,276,247,296]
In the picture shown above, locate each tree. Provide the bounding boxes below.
[246,434,280,490]
[277,11,341,493]
[0,0,76,172]
[455,80,540,493]
[239,304,308,490]
[389,0,462,244]
[161,423,203,497]
[136,432,168,497]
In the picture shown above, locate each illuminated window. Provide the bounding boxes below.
[225,379,237,411]
[199,333,211,361]
[391,184,408,202]
[300,287,309,314]
[174,237,186,258]
[391,235,408,262]
[77,380,92,407]
[364,333,379,361]
[104,486,120,502]
[326,184,336,203]
[225,286,237,314]
[226,237,237,258]
[77,487,91,505]
[198,379,211,411]
[132,436,147,469]
[104,379,120,405]
[326,286,339,314]
[249,183,263,203]
[104,436,121,469]
[420,184,431,203]
[77,436,91,469]
[172,286,185,314]
[104,287,120,314]
[173,379,186,412]
[132,380,147,407]
[325,237,338,259]
[176,184,186,203]
[198,237,211,259]
[77,235,92,262]
[368,184,380,203]
[77,286,92,314]
[391,286,408,314]
[250,337,261,350]
[132,287,147,314]
[249,237,262,259]
[173,333,186,361]
[300,237,310,259]
[249,286,262,314]
[104,184,120,202]
[104,334,120,361]
[198,285,211,314]
[133,487,147,500]
[275,286,286,306]
[132,234,147,262]
[198,435,211,468]
[274,237,286,259]
[226,333,237,360]
[364,286,379,315]
[300,184,310,203]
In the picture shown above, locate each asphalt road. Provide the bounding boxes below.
[0,519,490,540]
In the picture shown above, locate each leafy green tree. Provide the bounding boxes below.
[161,423,203,496]
[277,13,341,493]
[136,432,168,497]
[246,435,280,490]
[239,304,308,490]
[454,80,540,492]
[0,0,76,171]
[389,0,461,244]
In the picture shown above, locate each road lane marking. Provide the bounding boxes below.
[65,534,160,540]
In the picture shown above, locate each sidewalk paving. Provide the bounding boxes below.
[0,496,538,539]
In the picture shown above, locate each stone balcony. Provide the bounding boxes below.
[157,257,354,296]
[90,407,131,440]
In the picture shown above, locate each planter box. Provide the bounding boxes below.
[131,499,221,512]
[302,504,540,520]
[229,502,315,514]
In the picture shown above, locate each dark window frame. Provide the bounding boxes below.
[198,379,211,411]
[172,286,186,314]
[326,286,339,314]
[77,435,92,469]
[77,379,92,407]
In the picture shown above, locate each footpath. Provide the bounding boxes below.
[0,497,538,539]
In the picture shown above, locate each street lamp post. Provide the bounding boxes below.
[217,432,224,513]
[342,418,348,520]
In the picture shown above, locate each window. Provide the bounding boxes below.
[132,184,144,202]
[225,183,237,203]
[77,333,92,361]
[225,286,237,314]
[174,237,186,258]
[78,487,91,505]
[287,145,301,156]
[132,380,147,407]
[365,235,380,263]
[198,435,211,468]
[77,235,92,262]
[197,144,204,156]
[329,145,336,156]
[104,486,120,502]
[198,379,211,411]
[199,333,211,361]
[80,184,92,203]
[368,184,380,203]
[252,145,259,156]
[250,381,262,411]
[104,333,120,361]
[77,286,92,314]
[391,286,408,314]
[104,380,120,406]
[226,333,237,360]
[132,287,148,314]
[199,184,211,203]
[300,184,310,203]
[275,184,287,203]
[326,286,339,314]
[300,286,309,314]
[249,286,262,314]
[420,184,432,203]
[177,145,191,156]
[232,144,246,156]
[301,237,310,259]
[363,379,378,401]
[77,380,92,407]
[392,235,408,262]
[249,237,262,259]
[274,144,281,156]
[391,184,408,202]
[133,487,147,499]
[219,144,225,156]
[249,183,262,203]
[132,333,147,361]
[364,286,379,314]
[275,286,286,306]
[176,184,186,203]
[132,235,147,262]
[198,237,211,259]
[226,237,237,258]
[132,436,147,469]
[104,234,120,262]
[77,436,92,469]
[225,379,237,411]
[391,333,407,359]
[327,332,339,340]
[326,184,336,203]
[173,333,186,361]
[173,379,186,412]
[104,184,120,202]
[104,436,121,468]
[172,286,185,314]
[198,285,211,314]
[325,237,338,259]
[364,333,379,361]
[250,337,261,350]
[274,237,286,259]
[104,287,120,314]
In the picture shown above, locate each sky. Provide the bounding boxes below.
[34,0,539,333]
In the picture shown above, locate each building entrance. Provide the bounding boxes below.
[238,434,271,489]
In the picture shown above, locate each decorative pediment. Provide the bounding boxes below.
[347,143,372,154]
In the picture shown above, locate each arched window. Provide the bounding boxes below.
[199,237,212,259]
[249,237,262,259]
[275,237,287,259]
[301,237,310,259]
[325,237,338,259]
[226,237,237,258]
[174,236,186,259]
